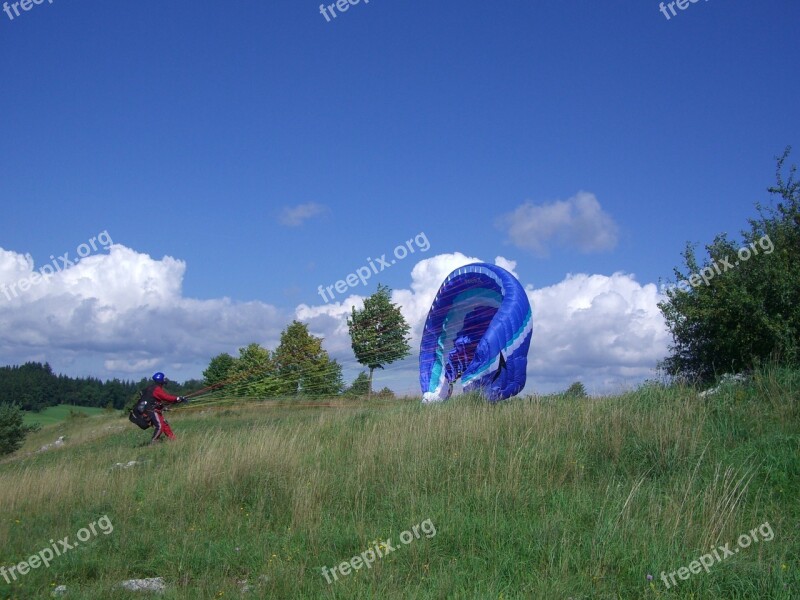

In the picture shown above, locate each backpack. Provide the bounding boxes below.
[128,391,152,430]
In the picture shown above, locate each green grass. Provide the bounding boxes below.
[22,405,107,427]
[0,367,798,599]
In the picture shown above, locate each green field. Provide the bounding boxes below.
[22,405,107,427]
[1,368,798,599]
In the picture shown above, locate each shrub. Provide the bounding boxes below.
[0,403,40,456]
[565,381,588,398]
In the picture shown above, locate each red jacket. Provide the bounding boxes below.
[142,383,180,410]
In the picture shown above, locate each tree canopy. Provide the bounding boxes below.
[347,284,411,395]
[203,322,342,398]
[659,148,800,382]
[0,404,40,456]
[0,362,141,411]
[274,321,343,397]
[202,353,236,388]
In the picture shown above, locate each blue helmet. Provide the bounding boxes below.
[152,372,166,383]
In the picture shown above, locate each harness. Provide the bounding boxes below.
[128,384,163,430]
[140,383,166,410]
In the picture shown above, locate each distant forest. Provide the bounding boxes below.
[0,362,203,411]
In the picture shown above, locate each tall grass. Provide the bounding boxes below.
[0,368,797,598]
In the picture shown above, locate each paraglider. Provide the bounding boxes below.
[129,372,189,444]
[419,263,532,403]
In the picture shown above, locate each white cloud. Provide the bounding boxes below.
[0,242,669,395]
[528,272,670,394]
[279,202,328,227]
[497,191,619,257]
[296,253,483,392]
[297,254,670,395]
[297,252,483,350]
[104,358,160,373]
[493,256,518,278]
[0,245,287,381]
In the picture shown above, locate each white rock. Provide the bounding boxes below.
[51,585,67,597]
[39,436,66,452]
[699,373,748,398]
[119,578,166,593]
[112,460,142,469]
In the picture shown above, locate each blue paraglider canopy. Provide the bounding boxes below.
[419,263,532,403]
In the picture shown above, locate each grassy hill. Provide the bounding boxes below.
[22,405,107,427]
[0,368,797,599]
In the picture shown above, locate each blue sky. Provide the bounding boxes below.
[1,0,798,395]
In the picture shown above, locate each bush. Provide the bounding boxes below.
[564,381,587,398]
[375,386,396,399]
[659,148,800,382]
[67,409,89,421]
[0,404,39,456]
[344,372,371,396]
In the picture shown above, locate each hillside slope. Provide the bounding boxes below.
[0,370,798,599]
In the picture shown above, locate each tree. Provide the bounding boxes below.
[564,381,587,398]
[659,148,800,382]
[274,321,343,397]
[203,353,236,387]
[375,386,396,399]
[179,379,205,395]
[347,284,411,396]
[228,343,280,397]
[0,363,141,411]
[344,372,371,396]
[0,404,39,457]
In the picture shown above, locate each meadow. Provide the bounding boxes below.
[22,405,107,428]
[0,367,797,599]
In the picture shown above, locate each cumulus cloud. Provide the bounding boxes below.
[0,245,287,381]
[493,256,518,278]
[497,191,619,257]
[295,252,483,392]
[528,272,670,393]
[0,241,669,395]
[279,202,328,227]
[297,252,481,351]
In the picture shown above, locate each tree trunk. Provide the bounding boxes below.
[368,367,374,400]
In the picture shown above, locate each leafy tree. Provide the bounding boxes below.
[344,372,371,396]
[375,386,396,399]
[564,381,587,398]
[659,148,800,382]
[228,343,281,397]
[203,353,236,387]
[274,321,343,397]
[0,404,39,456]
[179,379,205,395]
[347,284,411,396]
